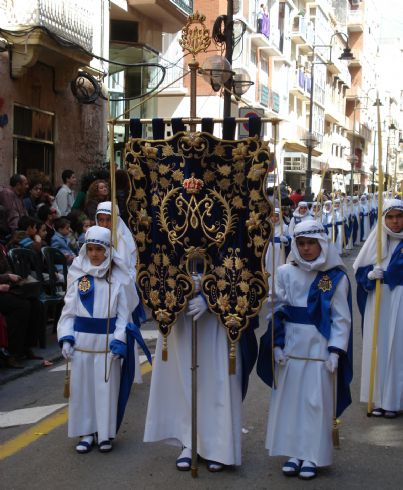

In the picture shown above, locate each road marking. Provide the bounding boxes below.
[0,404,67,428]
[49,364,68,372]
[140,330,159,340]
[0,362,152,460]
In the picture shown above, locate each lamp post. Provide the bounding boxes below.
[349,89,379,197]
[305,32,354,201]
[223,0,234,117]
[371,129,376,193]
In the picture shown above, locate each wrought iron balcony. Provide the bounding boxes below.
[0,0,93,51]
[171,0,193,15]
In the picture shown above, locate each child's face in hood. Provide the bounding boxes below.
[86,243,107,266]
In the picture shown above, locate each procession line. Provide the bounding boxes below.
[0,362,152,460]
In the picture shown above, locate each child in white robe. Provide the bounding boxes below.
[288,201,311,237]
[354,199,403,418]
[360,195,371,241]
[95,201,137,278]
[257,219,352,480]
[352,196,361,246]
[95,201,143,384]
[332,199,346,255]
[265,208,290,295]
[58,226,137,453]
[322,200,333,240]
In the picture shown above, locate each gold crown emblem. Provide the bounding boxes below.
[183,174,204,194]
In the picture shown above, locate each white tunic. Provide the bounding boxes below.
[58,275,134,439]
[322,211,334,243]
[266,264,350,466]
[333,209,345,255]
[288,213,311,237]
[352,204,361,245]
[144,312,242,465]
[360,238,403,411]
[360,204,371,241]
[265,222,288,293]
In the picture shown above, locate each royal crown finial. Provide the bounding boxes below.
[183,173,204,194]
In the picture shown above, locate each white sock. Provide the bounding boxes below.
[177,447,191,468]
[300,460,316,476]
[77,435,93,447]
[283,457,301,472]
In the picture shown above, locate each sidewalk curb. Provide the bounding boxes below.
[0,350,63,386]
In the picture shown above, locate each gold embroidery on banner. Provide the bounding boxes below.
[78,276,91,293]
[318,274,333,292]
[125,131,273,348]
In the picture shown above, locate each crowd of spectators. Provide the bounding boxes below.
[0,167,127,369]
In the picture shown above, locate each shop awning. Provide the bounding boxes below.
[283,141,322,157]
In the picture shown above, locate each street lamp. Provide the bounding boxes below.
[200,55,232,91]
[349,89,380,197]
[305,32,354,201]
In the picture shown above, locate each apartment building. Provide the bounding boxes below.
[345,0,379,194]
[0,0,109,184]
[155,1,357,196]
[108,0,193,165]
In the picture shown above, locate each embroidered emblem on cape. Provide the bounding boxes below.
[78,276,91,293]
[318,274,333,292]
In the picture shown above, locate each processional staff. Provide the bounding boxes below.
[367,95,384,416]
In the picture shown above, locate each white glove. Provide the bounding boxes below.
[274,346,287,366]
[61,342,74,360]
[108,352,120,361]
[186,295,208,321]
[367,266,384,281]
[279,235,289,244]
[325,352,339,373]
[192,274,201,294]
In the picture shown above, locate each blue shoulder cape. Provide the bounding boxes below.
[256,267,353,417]
[355,240,403,324]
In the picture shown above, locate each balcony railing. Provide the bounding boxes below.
[171,0,193,15]
[158,64,186,90]
[1,0,93,51]
[259,86,280,113]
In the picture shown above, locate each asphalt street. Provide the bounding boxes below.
[1,247,403,490]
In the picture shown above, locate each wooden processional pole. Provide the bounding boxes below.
[367,95,384,416]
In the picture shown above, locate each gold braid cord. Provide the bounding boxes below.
[125,129,272,367]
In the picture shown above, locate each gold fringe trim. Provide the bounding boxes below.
[162,336,168,361]
[229,342,236,375]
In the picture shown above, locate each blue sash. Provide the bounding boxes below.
[74,316,116,334]
[117,322,152,431]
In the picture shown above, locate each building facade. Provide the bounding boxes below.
[0,0,109,186]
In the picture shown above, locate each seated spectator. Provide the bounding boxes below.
[0,174,29,232]
[51,218,76,266]
[84,179,109,223]
[23,180,43,217]
[37,205,57,245]
[0,243,43,365]
[8,216,43,253]
[66,210,89,254]
[0,204,10,243]
[40,181,61,216]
